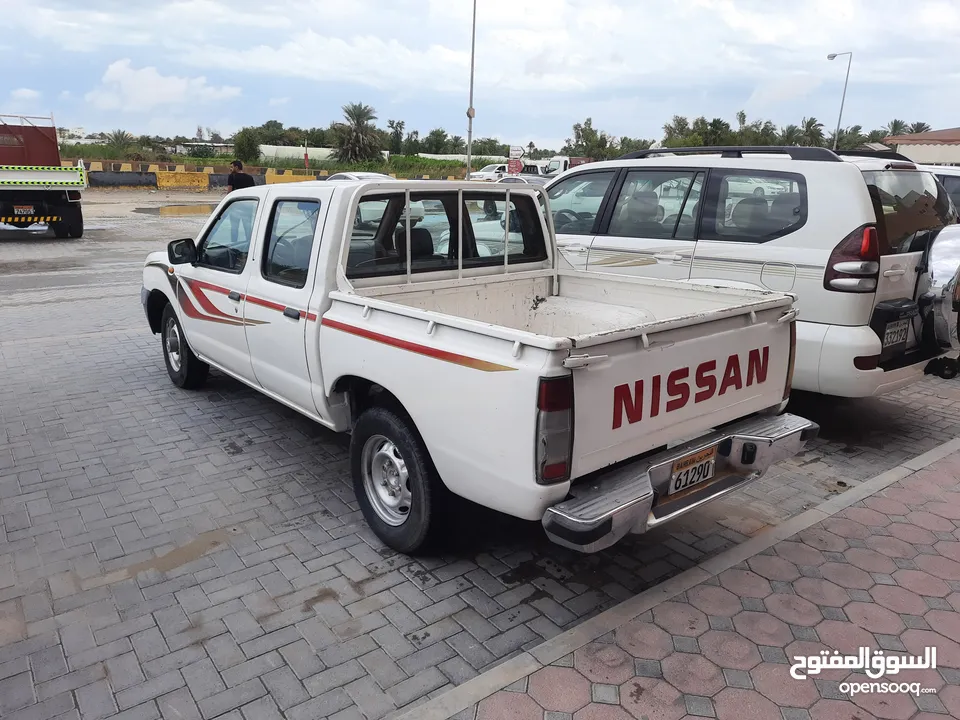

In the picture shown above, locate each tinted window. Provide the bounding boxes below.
[346,192,547,279]
[262,200,320,288]
[547,171,616,235]
[700,171,806,243]
[197,199,258,273]
[606,170,700,240]
[862,170,957,254]
[939,175,960,210]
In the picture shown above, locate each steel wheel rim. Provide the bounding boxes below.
[165,318,182,372]
[361,434,411,526]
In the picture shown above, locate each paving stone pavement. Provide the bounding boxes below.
[454,450,960,720]
[2,210,960,718]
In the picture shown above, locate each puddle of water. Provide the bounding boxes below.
[134,204,216,217]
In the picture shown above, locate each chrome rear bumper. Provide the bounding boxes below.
[542,413,818,553]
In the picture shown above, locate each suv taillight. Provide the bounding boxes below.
[783,318,797,401]
[536,376,573,485]
[823,225,880,293]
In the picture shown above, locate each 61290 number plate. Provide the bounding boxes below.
[668,446,717,495]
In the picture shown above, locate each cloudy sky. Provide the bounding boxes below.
[2,0,958,148]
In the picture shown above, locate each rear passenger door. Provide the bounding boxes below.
[585,168,704,280]
[243,195,330,410]
[690,170,808,292]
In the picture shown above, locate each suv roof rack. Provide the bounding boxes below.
[616,146,841,162]
[831,149,914,162]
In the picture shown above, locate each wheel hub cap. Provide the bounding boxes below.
[361,435,411,527]
[165,319,182,372]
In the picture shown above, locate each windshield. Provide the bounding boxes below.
[547,160,561,173]
[479,164,498,173]
[862,170,958,254]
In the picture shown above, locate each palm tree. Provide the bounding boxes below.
[778,124,802,145]
[800,117,825,147]
[883,119,908,138]
[527,141,536,156]
[449,135,465,153]
[386,119,404,154]
[105,129,134,153]
[908,121,932,135]
[333,103,382,163]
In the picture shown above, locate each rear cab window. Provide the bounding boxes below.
[345,190,548,279]
[861,170,957,254]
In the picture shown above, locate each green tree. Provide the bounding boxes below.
[332,103,382,163]
[402,130,421,155]
[800,117,825,146]
[258,120,285,145]
[105,129,134,153]
[233,127,262,163]
[472,137,507,156]
[778,124,802,145]
[883,119,909,137]
[387,119,405,154]
[908,121,932,134]
[664,133,703,148]
[662,115,691,143]
[617,137,653,154]
[865,129,889,144]
[423,128,449,154]
[448,135,465,153]
[304,127,329,147]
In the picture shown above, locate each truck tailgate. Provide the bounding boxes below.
[569,305,792,478]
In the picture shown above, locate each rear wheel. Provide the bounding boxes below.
[161,304,208,389]
[350,405,444,554]
[50,206,83,239]
[753,187,765,197]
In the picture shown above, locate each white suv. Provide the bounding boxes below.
[546,146,958,397]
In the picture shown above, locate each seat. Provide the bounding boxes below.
[731,197,770,236]
[614,190,666,237]
[395,227,435,259]
[767,192,801,231]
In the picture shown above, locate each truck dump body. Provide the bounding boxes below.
[0,119,60,166]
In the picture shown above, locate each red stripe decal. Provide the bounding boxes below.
[320,318,516,372]
[177,284,244,326]
[182,277,242,322]
[245,294,287,313]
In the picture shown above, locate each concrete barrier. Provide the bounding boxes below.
[88,171,158,188]
[265,173,317,184]
[209,173,266,188]
[156,171,211,190]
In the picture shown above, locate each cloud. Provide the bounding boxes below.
[11,88,41,101]
[84,59,241,112]
[268,97,289,107]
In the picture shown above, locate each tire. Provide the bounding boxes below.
[350,405,445,554]
[50,206,83,239]
[161,304,209,389]
[753,187,765,197]
[51,222,69,239]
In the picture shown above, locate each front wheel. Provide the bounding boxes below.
[161,304,209,389]
[753,187,765,197]
[350,406,444,554]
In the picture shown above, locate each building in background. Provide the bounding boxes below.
[884,127,960,165]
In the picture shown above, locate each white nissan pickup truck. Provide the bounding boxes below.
[140,180,818,554]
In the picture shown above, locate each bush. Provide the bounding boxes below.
[233,128,262,163]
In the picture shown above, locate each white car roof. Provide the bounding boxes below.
[916,164,960,176]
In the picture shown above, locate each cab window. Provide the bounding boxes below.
[606,170,702,240]
[261,199,321,288]
[196,199,259,273]
[700,171,807,243]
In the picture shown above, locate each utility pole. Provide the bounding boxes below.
[827,52,853,151]
[465,0,477,178]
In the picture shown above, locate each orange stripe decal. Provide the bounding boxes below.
[321,318,516,372]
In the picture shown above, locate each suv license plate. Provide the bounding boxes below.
[669,446,717,495]
[13,206,34,216]
[883,319,909,348]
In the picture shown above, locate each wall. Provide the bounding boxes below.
[895,144,960,164]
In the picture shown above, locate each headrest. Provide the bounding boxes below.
[770,192,801,217]
[396,227,434,259]
[732,196,769,228]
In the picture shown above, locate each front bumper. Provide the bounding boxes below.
[542,413,818,553]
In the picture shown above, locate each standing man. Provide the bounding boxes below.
[226,161,256,245]
[227,160,255,192]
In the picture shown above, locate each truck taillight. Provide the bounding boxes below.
[823,225,880,293]
[67,190,81,201]
[783,318,797,401]
[536,376,573,485]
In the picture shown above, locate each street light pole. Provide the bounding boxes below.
[827,51,852,151]
[465,0,477,179]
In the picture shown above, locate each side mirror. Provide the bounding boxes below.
[168,238,198,265]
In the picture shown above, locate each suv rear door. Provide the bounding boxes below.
[861,168,956,354]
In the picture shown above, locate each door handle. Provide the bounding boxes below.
[654,253,683,262]
[283,307,301,320]
[883,268,906,278]
[228,291,241,301]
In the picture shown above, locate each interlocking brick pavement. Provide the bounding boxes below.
[3,207,960,718]
[455,451,960,720]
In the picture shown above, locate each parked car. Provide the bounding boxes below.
[916,164,960,210]
[142,179,815,554]
[467,164,507,181]
[546,145,958,398]
[496,175,548,186]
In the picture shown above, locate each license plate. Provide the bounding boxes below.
[669,446,717,495]
[883,319,909,348]
[13,206,34,216]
